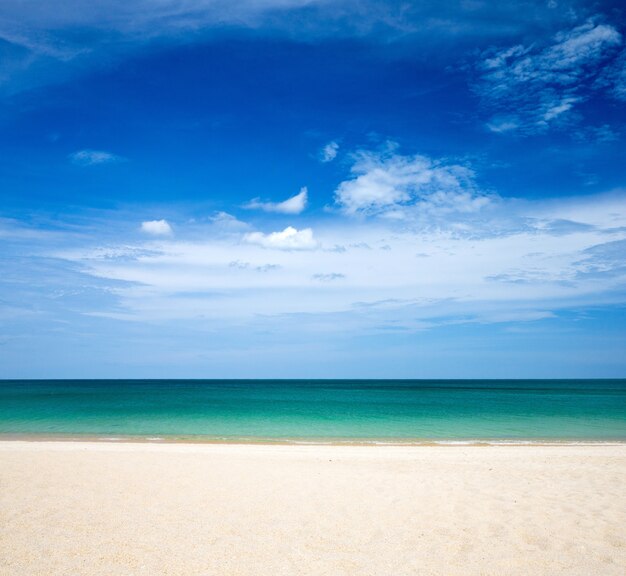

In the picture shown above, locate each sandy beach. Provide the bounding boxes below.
[0,441,624,575]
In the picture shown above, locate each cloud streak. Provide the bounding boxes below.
[34,190,626,329]
[69,149,125,166]
[474,18,623,134]
[244,187,308,215]
[0,0,584,96]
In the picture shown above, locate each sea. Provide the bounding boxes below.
[0,379,625,443]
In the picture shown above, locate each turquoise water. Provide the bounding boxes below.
[0,380,625,442]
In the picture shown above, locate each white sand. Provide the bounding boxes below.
[0,441,624,575]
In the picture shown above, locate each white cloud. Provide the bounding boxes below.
[41,189,626,335]
[140,219,172,236]
[55,191,626,326]
[244,187,308,214]
[475,19,623,134]
[335,146,489,217]
[244,226,317,250]
[69,149,124,166]
[320,141,339,162]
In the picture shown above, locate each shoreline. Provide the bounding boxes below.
[1,434,626,447]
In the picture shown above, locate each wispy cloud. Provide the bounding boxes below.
[312,273,345,281]
[0,0,565,56]
[599,49,626,101]
[485,116,519,133]
[208,211,250,231]
[140,219,172,236]
[334,144,490,218]
[42,190,626,330]
[244,226,317,250]
[320,141,339,162]
[574,238,626,280]
[244,187,308,215]
[474,18,623,134]
[69,149,124,166]
[0,1,579,98]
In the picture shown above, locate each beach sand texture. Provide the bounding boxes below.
[0,441,624,575]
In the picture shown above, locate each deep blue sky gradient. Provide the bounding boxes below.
[1,0,625,377]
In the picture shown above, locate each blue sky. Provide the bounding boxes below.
[1,0,626,378]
